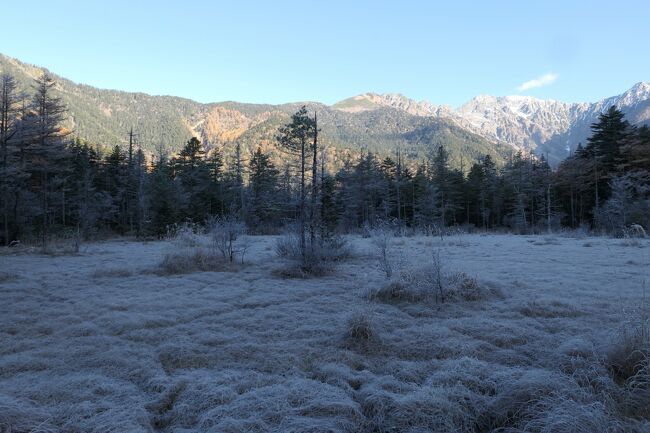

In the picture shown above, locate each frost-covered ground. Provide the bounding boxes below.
[1,233,649,432]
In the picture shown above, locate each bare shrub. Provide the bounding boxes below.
[366,250,500,305]
[276,233,351,262]
[166,222,201,248]
[274,233,351,278]
[620,231,643,248]
[596,172,650,237]
[275,232,302,258]
[397,248,445,303]
[209,215,247,263]
[371,228,393,279]
[317,236,353,262]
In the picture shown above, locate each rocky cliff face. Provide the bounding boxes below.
[332,83,650,166]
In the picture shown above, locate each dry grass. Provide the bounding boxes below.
[345,311,376,341]
[533,236,561,246]
[2,234,650,432]
[520,300,583,318]
[272,261,334,279]
[607,323,649,385]
[344,310,380,353]
[367,268,501,305]
[155,249,236,275]
[276,234,352,262]
[0,272,17,283]
[273,234,351,279]
[91,268,135,279]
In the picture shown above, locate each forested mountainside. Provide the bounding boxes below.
[0,54,510,169]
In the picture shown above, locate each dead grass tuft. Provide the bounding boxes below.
[0,271,17,283]
[155,249,236,275]
[520,300,583,318]
[272,260,334,279]
[344,311,380,352]
[91,268,134,279]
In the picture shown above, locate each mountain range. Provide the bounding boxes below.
[1,53,648,169]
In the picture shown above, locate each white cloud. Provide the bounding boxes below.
[516,73,558,92]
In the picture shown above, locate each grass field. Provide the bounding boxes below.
[1,233,649,432]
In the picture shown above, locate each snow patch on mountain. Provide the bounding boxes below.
[333,82,650,165]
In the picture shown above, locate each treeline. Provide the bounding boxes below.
[1,73,649,246]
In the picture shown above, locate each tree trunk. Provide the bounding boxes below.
[300,136,306,261]
[310,112,318,250]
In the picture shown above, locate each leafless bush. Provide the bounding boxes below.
[274,233,352,278]
[276,233,351,261]
[367,249,500,305]
[398,248,446,303]
[209,215,247,263]
[371,228,393,279]
[596,172,650,237]
[166,222,201,248]
[275,232,301,258]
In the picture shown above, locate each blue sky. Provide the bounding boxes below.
[2,0,648,106]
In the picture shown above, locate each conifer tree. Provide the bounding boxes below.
[26,74,70,245]
[248,146,279,230]
[0,73,20,244]
[173,137,212,221]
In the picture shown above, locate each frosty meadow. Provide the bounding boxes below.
[1,230,649,432]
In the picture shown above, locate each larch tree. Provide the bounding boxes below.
[26,74,70,246]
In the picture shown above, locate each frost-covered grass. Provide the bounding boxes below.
[1,234,649,432]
